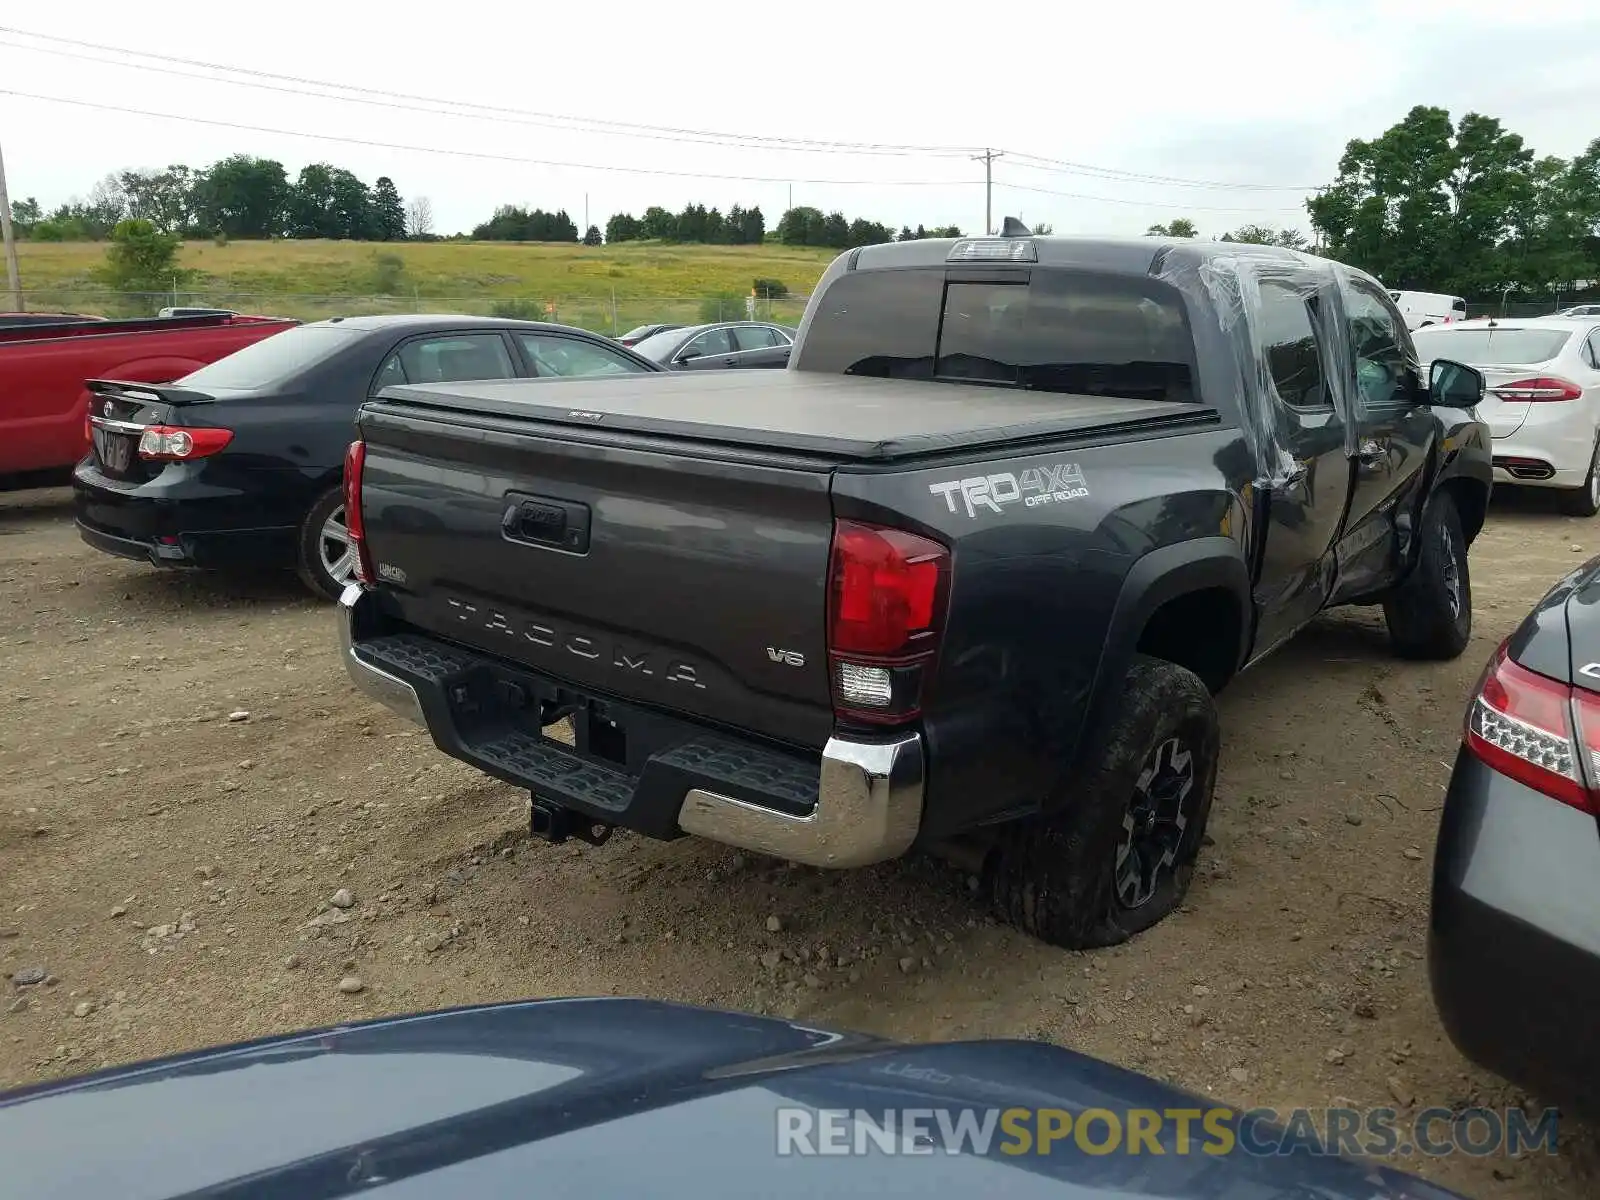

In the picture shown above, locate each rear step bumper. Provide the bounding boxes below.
[336,585,924,868]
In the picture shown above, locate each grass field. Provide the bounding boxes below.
[12,239,839,333]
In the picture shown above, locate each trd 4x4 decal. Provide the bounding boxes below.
[929,463,1089,519]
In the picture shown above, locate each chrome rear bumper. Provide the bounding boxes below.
[337,584,924,868]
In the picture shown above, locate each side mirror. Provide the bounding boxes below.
[675,349,700,364]
[1428,359,1485,408]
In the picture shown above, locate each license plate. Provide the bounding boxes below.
[94,428,132,473]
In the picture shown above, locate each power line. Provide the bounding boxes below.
[1,87,1313,217]
[0,25,1329,193]
[0,26,977,159]
[0,88,980,188]
[0,36,965,160]
[993,177,1310,215]
[1001,150,1322,193]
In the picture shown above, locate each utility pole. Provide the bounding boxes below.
[583,193,589,233]
[0,138,21,312]
[787,183,793,213]
[970,148,1003,234]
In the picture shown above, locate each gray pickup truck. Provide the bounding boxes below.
[335,230,1492,948]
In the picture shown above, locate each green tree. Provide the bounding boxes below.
[471,205,578,241]
[1307,106,1536,293]
[1146,219,1199,237]
[97,219,192,300]
[1222,224,1308,250]
[846,217,894,247]
[776,205,826,245]
[118,166,196,234]
[369,177,407,241]
[194,155,290,238]
[289,163,338,238]
[606,212,642,242]
[9,197,41,234]
[638,206,676,240]
[582,224,603,246]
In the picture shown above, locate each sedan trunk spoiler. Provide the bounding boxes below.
[86,379,217,407]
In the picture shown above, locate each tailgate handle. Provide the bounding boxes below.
[500,493,592,554]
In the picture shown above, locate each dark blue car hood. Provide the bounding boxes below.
[0,997,1464,1199]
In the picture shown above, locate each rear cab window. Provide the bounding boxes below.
[794,268,1198,404]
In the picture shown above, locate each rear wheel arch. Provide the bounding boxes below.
[1085,538,1252,739]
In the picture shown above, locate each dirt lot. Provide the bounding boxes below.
[2,485,1598,1198]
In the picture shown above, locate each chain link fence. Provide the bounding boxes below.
[15,290,812,336]
[1461,291,1600,319]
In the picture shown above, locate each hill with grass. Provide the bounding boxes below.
[13,239,841,333]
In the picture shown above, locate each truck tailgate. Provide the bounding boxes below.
[357,400,837,749]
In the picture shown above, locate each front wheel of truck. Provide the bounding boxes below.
[986,654,1220,950]
[1381,490,1472,660]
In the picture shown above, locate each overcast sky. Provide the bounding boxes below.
[2,0,1598,240]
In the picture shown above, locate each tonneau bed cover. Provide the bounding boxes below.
[373,370,1218,463]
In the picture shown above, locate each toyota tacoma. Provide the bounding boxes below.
[333,229,1492,948]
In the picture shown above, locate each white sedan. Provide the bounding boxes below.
[1413,317,1600,516]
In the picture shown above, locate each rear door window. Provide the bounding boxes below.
[516,333,649,377]
[396,333,517,384]
[1257,281,1329,410]
[733,325,781,351]
[682,328,736,358]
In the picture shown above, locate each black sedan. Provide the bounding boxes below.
[0,996,1469,1199]
[73,315,662,600]
[1430,553,1600,1115]
[630,320,794,370]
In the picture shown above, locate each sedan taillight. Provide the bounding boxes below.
[1464,639,1600,815]
[136,425,234,461]
[1488,377,1583,402]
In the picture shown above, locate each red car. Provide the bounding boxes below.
[0,312,297,486]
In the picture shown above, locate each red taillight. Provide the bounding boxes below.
[826,519,950,724]
[135,425,234,461]
[1464,640,1600,814]
[343,440,375,585]
[1489,377,1583,402]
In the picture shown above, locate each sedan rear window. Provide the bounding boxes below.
[178,326,362,390]
[1411,326,1572,366]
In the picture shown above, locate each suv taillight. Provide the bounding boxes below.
[343,440,375,585]
[1489,377,1583,402]
[1464,639,1600,815]
[826,519,950,724]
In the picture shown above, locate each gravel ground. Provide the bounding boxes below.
[2,484,1598,1198]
